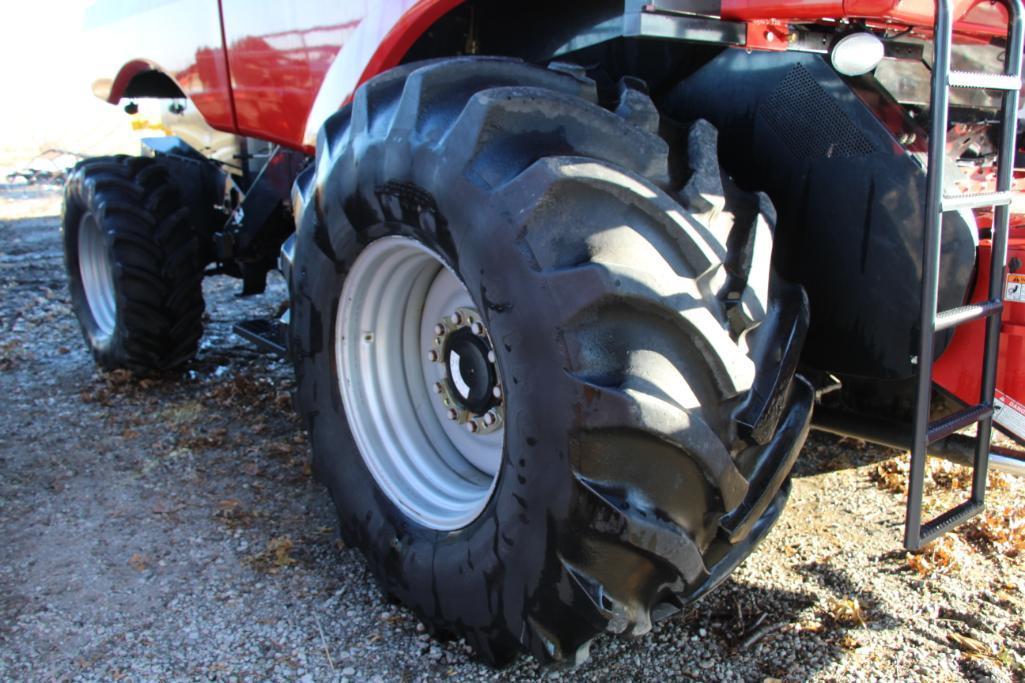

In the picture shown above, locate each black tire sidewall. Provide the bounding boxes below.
[293,153,587,658]
[62,183,130,369]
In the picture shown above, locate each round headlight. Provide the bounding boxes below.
[831,32,885,77]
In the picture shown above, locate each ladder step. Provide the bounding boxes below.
[935,299,1003,332]
[941,191,1014,212]
[916,500,985,548]
[927,404,993,444]
[948,70,1022,91]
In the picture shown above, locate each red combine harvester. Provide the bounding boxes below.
[64,0,1025,664]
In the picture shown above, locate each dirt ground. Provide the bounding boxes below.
[1,180,1023,682]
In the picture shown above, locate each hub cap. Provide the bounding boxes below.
[77,213,116,341]
[335,237,504,530]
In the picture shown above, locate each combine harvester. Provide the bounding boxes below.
[63,0,1025,664]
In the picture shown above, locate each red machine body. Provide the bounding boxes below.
[88,0,1013,152]
[935,219,1025,441]
[85,0,1025,442]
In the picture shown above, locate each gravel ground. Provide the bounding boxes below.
[1,180,1023,682]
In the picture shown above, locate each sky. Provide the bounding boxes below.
[0,1,140,169]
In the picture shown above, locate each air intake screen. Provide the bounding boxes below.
[760,64,877,159]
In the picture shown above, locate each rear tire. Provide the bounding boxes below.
[290,57,813,665]
[62,155,206,372]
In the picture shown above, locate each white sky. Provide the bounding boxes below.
[0,1,140,166]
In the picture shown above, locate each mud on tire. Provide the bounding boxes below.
[63,155,206,372]
[290,57,814,665]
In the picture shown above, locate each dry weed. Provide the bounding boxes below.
[826,597,868,627]
[905,534,969,576]
[961,506,1025,557]
[246,536,297,573]
[869,459,908,494]
[869,456,1015,497]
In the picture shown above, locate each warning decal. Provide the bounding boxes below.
[1005,273,1025,303]
[994,389,1025,441]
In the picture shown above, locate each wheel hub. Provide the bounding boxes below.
[428,307,504,435]
[335,237,505,530]
[77,212,117,341]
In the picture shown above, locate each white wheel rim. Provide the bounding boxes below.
[78,213,117,341]
[335,236,504,530]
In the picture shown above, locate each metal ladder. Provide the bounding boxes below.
[905,0,1024,550]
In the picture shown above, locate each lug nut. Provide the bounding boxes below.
[434,323,445,336]
[484,412,496,426]
[451,312,463,325]
[487,350,496,363]
[427,350,439,362]
[471,322,485,336]
[492,385,502,399]
[446,408,459,421]
[434,381,445,394]
[466,421,479,433]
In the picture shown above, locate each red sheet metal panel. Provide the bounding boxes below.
[934,224,1025,442]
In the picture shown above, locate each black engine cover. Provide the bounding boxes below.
[667,50,975,380]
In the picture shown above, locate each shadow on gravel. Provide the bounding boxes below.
[792,431,901,478]
[635,571,867,681]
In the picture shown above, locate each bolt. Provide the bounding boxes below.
[428,350,439,362]
[471,322,485,336]
[487,350,496,363]
[447,408,459,421]
[492,385,502,399]
[451,312,463,325]
[434,382,445,394]
[466,421,479,433]
[363,333,374,343]
[484,412,497,426]
[434,323,445,336]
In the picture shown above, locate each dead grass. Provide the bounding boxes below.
[961,506,1025,557]
[870,455,1025,575]
[245,535,297,574]
[825,597,869,628]
[906,534,971,576]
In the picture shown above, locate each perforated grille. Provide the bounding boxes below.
[760,64,877,159]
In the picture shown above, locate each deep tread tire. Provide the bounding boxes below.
[290,57,812,665]
[63,155,205,372]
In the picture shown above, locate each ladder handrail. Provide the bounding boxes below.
[974,0,1023,511]
[904,0,1024,550]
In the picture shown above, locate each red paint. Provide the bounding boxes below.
[94,1,461,150]
[96,0,1014,149]
[106,59,159,105]
[933,228,1025,428]
[219,0,367,148]
[745,20,790,51]
[355,0,466,93]
[174,46,238,133]
[87,0,1025,423]
[216,0,240,135]
[723,0,1010,38]
[94,0,237,133]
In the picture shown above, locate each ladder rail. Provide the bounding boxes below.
[975,1,1024,499]
[904,0,1024,551]
[904,0,952,550]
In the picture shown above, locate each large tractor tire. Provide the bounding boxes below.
[290,57,813,665]
[63,156,206,372]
